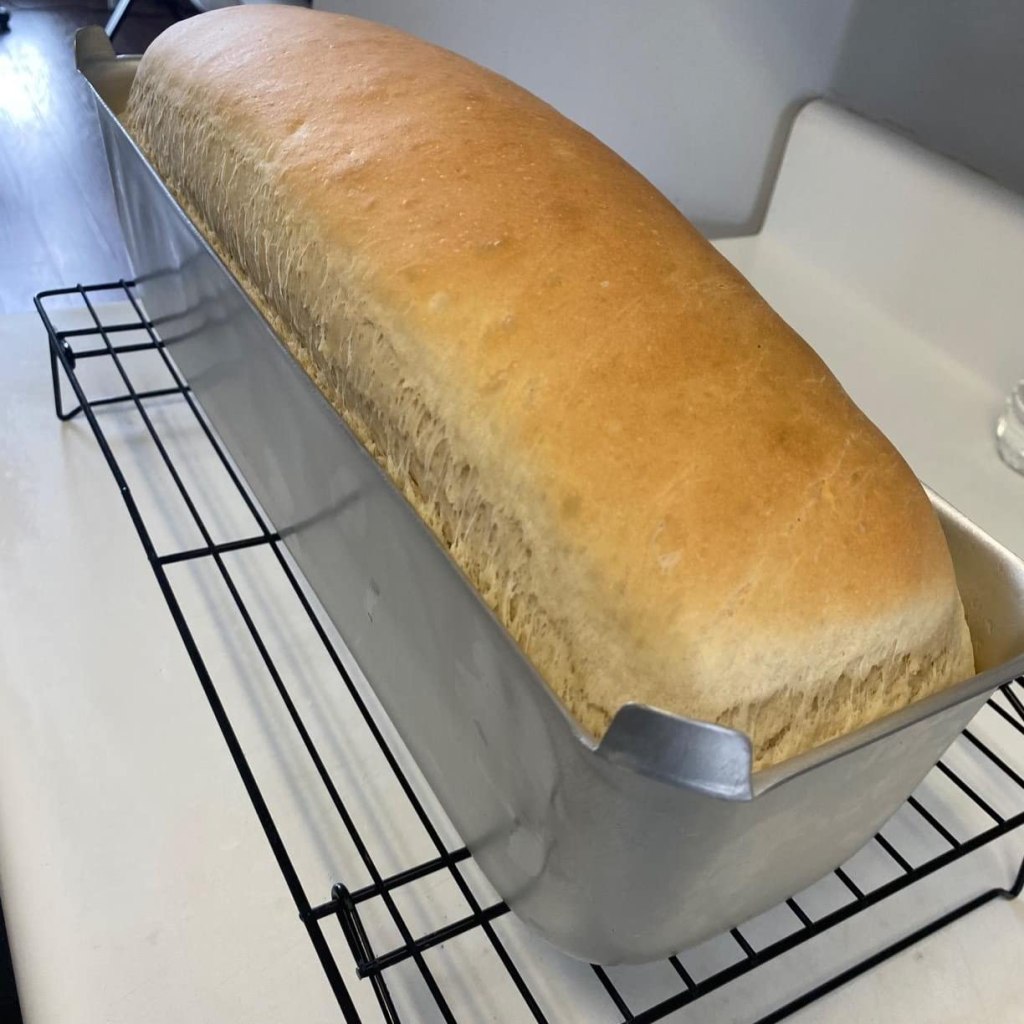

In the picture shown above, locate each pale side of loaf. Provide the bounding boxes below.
[124,6,974,769]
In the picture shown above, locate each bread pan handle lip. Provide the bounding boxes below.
[597,703,754,799]
[75,26,141,115]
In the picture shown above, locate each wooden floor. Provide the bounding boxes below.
[0,2,188,313]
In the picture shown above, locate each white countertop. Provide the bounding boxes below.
[2,100,1024,1023]
[0,306,342,1022]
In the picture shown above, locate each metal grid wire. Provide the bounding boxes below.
[38,279,1024,1024]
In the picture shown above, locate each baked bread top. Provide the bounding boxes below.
[125,6,974,767]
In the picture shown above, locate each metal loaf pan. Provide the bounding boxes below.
[77,27,1024,965]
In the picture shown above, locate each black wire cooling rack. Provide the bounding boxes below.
[38,279,1024,1024]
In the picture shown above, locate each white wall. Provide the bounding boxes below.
[830,0,1024,203]
[313,0,854,235]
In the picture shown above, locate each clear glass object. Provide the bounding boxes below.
[995,380,1024,474]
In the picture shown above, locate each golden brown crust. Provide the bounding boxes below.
[125,6,974,767]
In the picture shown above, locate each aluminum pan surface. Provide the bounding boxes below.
[77,27,1024,962]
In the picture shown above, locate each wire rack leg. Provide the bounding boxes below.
[49,335,80,421]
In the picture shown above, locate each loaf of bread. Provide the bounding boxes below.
[124,6,974,768]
